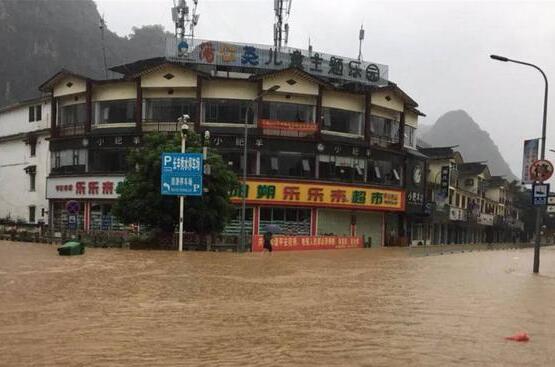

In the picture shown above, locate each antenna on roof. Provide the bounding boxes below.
[99,14,108,79]
[273,0,292,52]
[172,0,200,57]
[358,24,365,61]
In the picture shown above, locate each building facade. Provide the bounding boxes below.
[36,41,424,246]
[0,98,51,225]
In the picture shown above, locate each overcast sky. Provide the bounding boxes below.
[95,0,555,178]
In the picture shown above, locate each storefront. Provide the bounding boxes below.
[46,176,125,232]
[229,179,405,250]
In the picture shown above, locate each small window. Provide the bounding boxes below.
[54,152,61,168]
[465,178,474,186]
[28,106,35,122]
[302,159,310,172]
[270,157,279,171]
[72,149,80,165]
[29,138,37,157]
[29,172,36,192]
[29,206,36,223]
[374,166,381,179]
[35,105,42,121]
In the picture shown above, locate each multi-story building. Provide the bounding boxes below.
[418,146,522,245]
[0,98,51,225]
[35,39,425,247]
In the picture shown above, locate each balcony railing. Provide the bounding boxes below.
[370,135,399,148]
[142,120,182,133]
[55,123,86,137]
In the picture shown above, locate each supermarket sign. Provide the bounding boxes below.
[251,235,363,252]
[230,179,404,211]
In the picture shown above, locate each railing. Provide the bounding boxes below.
[369,135,399,148]
[142,120,182,133]
[55,123,86,137]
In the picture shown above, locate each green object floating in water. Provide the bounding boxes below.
[58,241,85,256]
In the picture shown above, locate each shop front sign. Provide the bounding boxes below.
[251,235,363,252]
[477,213,494,226]
[231,179,405,211]
[47,176,125,199]
[449,207,468,222]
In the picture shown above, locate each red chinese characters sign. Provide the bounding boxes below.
[259,119,318,132]
[252,235,363,252]
[47,176,125,199]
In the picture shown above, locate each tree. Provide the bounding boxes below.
[113,132,239,238]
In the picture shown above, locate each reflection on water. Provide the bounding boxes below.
[1,242,555,366]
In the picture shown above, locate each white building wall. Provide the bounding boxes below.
[0,99,50,224]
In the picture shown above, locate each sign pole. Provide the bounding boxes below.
[179,133,186,252]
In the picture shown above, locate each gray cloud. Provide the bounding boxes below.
[96,0,555,177]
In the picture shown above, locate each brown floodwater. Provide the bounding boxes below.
[1,241,555,367]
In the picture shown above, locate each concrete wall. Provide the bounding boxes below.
[322,90,365,112]
[262,70,319,95]
[0,134,49,223]
[202,79,257,100]
[141,65,197,88]
[0,99,50,136]
[371,89,404,112]
[53,76,87,97]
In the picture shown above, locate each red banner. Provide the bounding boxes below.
[259,119,318,132]
[252,235,363,252]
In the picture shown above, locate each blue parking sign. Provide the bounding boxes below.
[161,153,203,196]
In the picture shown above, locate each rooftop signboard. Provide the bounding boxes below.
[165,38,389,87]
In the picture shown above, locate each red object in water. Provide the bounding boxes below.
[505,332,530,342]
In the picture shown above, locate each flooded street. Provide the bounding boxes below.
[1,242,555,366]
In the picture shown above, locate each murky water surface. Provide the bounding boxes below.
[1,242,555,366]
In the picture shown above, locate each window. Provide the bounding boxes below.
[28,169,36,192]
[29,206,36,223]
[51,150,87,174]
[59,103,87,126]
[262,101,314,123]
[449,189,454,205]
[144,98,197,122]
[94,100,136,124]
[261,153,314,178]
[405,126,416,148]
[28,105,41,122]
[455,193,460,207]
[259,207,311,235]
[203,99,254,124]
[89,150,129,172]
[465,178,474,187]
[220,151,256,175]
[322,107,363,135]
[319,155,365,182]
[29,137,37,157]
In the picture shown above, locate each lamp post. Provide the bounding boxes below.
[239,84,281,252]
[490,54,548,273]
[177,114,190,252]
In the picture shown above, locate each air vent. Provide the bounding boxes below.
[66,82,73,88]
[163,73,175,80]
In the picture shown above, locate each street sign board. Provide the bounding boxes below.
[522,139,539,184]
[547,205,555,213]
[67,214,77,230]
[532,182,550,206]
[530,159,554,182]
[549,196,555,205]
[161,153,203,196]
[65,200,80,215]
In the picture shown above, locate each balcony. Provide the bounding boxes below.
[142,120,183,133]
[54,123,86,137]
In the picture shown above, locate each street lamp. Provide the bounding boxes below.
[177,114,190,252]
[490,54,548,273]
[239,84,281,252]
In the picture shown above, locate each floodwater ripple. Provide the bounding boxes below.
[1,242,555,366]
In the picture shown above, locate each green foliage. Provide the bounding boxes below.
[113,132,239,236]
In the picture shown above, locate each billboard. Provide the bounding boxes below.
[522,139,539,184]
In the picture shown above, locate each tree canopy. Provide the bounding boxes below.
[113,132,239,236]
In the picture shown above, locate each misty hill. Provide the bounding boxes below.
[0,0,172,107]
[420,110,518,181]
